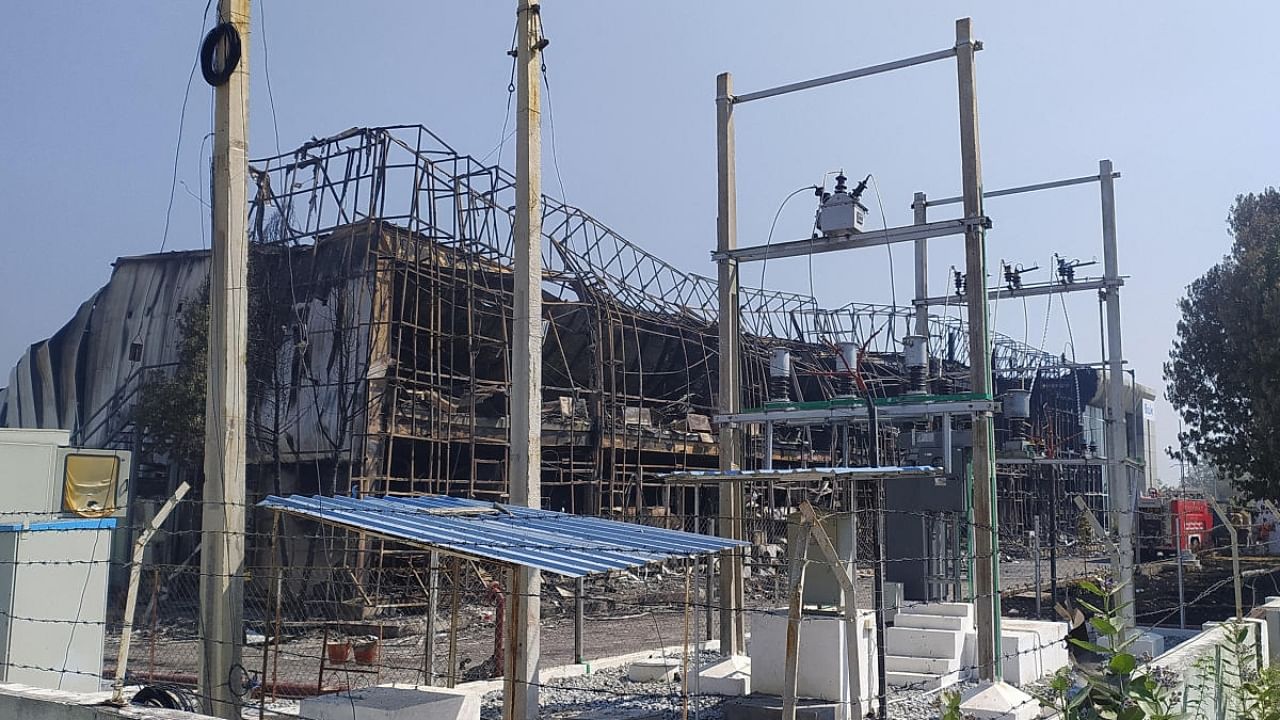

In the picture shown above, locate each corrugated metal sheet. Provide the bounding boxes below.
[657,466,943,483]
[258,494,748,577]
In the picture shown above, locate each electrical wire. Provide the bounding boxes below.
[867,174,898,335]
[757,186,816,291]
[257,0,281,157]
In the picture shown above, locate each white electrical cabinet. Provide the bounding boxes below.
[0,429,131,693]
[0,518,114,692]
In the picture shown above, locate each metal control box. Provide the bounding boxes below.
[0,429,130,520]
[816,193,867,236]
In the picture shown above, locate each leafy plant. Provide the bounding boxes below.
[1035,579,1180,719]
[939,689,965,720]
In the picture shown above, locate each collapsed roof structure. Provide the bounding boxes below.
[0,125,1152,542]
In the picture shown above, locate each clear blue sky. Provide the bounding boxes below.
[3,2,1278,484]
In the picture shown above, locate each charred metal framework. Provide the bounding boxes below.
[3,125,1110,537]
[237,126,1071,518]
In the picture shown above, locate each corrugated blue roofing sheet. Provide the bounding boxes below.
[258,494,749,578]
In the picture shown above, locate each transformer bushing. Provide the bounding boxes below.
[768,348,792,402]
[903,334,929,394]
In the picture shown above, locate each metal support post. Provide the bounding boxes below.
[764,421,774,471]
[1049,466,1059,610]
[426,550,439,684]
[862,386,888,720]
[782,520,812,720]
[1100,158,1136,632]
[574,577,585,664]
[913,191,929,339]
[956,16,1002,682]
[506,3,544,717]
[715,70,745,655]
[1174,515,1186,629]
[200,1,250,715]
[1033,515,1042,619]
[1208,497,1244,621]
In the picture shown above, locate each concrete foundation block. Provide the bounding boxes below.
[1001,618,1070,681]
[886,626,964,660]
[895,612,972,632]
[1130,630,1166,659]
[627,657,681,682]
[697,655,751,696]
[907,602,976,619]
[997,630,1042,685]
[301,685,479,720]
[749,609,878,706]
[958,681,1041,720]
[884,654,958,675]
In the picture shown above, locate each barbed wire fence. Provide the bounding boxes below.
[4,493,1279,719]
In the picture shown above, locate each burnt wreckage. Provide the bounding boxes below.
[1,126,1149,552]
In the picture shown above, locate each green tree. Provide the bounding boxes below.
[1165,189,1280,499]
[133,284,209,470]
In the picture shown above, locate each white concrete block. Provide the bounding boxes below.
[958,681,1041,720]
[1130,631,1166,659]
[627,657,681,682]
[697,655,751,696]
[895,612,971,632]
[998,630,1042,686]
[1259,597,1280,662]
[749,609,878,705]
[886,627,964,660]
[1001,618,1070,682]
[906,602,975,619]
[302,686,479,720]
[884,654,958,674]
[961,627,977,680]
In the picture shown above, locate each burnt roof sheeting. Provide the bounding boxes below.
[258,494,749,578]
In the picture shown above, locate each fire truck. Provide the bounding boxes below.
[1136,494,1213,558]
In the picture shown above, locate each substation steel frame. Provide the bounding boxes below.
[713,18,999,714]
[912,161,1134,633]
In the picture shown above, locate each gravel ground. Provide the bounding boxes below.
[476,671,1059,719]
[479,652,728,720]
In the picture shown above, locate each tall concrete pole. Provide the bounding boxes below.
[200,0,249,716]
[1100,159,1136,631]
[913,192,930,338]
[506,2,544,718]
[715,71,744,656]
[955,17,1002,682]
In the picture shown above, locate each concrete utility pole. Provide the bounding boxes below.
[715,71,745,655]
[200,0,250,716]
[506,2,544,718]
[955,17,1002,682]
[1100,159,1136,631]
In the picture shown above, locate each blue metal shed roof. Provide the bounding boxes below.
[258,494,749,578]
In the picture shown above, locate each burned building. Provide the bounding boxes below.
[0,126,1155,546]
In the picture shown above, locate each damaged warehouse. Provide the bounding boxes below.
[0,125,1156,571]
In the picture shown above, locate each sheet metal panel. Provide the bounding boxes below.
[657,465,943,483]
[259,494,748,578]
